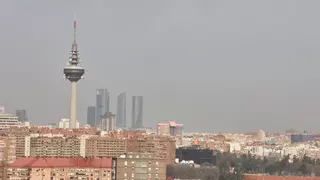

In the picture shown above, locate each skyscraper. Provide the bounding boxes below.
[116,92,126,129]
[96,89,109,127]
[132,96,143,129]
[87,106,96,127]
[16,109,28,122]
[63,14,85,129]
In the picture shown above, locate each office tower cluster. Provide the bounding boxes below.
[86,90,144,130]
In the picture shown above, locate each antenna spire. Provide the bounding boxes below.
[73,13,76,42]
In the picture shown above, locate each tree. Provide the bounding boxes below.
[298,163,308,175]
[170,152,320,179]
[167,164,220,180]
[198,166,219,180]
[263,156,268,165]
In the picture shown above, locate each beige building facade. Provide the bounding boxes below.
[85,137,127,158]
[25,135,80,157]
[116,153,166,180]
[7,157,114,180]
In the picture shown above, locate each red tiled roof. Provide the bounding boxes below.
[9,158,38,168]
[9,158,112,168]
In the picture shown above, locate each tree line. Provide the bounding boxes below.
[167,152,320,180]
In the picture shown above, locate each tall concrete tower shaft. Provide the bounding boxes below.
[63,14,85,129]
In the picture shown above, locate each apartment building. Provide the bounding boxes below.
[157,121,184,136]
[7,157,114,180]
[85,137,127,158]
[116,153,166,180]
[0,136,16,165]
[25,135,80,157]
[82,136,176,165]
[0,136,16,180]
[9,131,29,158]
[0,114,21,129]
[127,137,176,164]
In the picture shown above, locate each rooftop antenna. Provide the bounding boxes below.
[73,12,77,42]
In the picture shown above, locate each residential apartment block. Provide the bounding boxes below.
[116,152,166,180]
[85,137,127,158]
[0,114,22,129]
[7,157,114,180]
[0,136,16,165]
[11,131,30,158]
[0,136,16,180]
[127,137,176,164]
[25,135,80,157]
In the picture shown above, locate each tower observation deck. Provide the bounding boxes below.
[63,14,85,129]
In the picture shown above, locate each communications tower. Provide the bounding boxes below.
[63,14,85,129]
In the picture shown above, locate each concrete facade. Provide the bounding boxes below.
[85,137,127,158]
[8,157,113,180]
[127,137,176,164]
[116,153,166,180]
[25,135,80,157]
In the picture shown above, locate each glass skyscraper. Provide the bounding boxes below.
[116,92,126,128]
[132,96,143,129]
[16,109,28,122]
[87,106,96,127]
[96,89,109,127]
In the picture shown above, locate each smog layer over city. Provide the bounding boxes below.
[1,1,320,180]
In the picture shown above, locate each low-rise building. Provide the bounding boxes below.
[176,145,216,165]
[101,112,116,131]
[0,114,21,129]
[157,121,183,136]
[59,118,80,129]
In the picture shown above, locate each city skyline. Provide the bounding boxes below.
[2,1,320,132]
[0,1,320,179]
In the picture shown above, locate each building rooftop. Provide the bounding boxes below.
[9,157,112,168]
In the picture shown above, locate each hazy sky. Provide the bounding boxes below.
[1,0,320,132]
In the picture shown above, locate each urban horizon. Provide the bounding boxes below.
[1,1,320,179]
[1,1,320,133]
